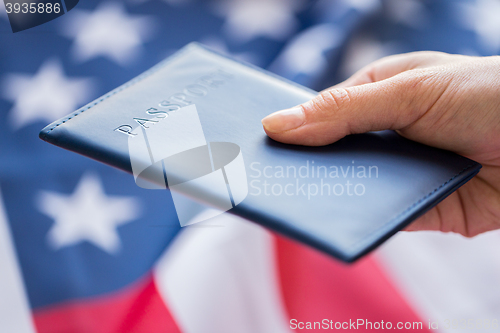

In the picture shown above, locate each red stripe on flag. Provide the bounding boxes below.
[33,274,181,333]
[275,235,430,332]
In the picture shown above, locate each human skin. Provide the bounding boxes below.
[261,51,500,237]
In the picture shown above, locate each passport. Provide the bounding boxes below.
[39,43,481,262]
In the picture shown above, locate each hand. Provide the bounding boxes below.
[261,51,500,237]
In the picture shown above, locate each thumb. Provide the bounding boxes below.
[262,70,447,146]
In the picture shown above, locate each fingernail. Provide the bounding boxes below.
[261,106,305,133]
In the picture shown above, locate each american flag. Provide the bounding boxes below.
[1,0,500,332]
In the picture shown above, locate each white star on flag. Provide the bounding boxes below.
[270,24,343,76]
[213,0,304,43]
[36,173,141,254]
[1,59,94,130]
[61,2,155,65]
[459,0,500,54]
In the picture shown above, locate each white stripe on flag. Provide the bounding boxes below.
[377,230,500,332]
[154,210,291,333]
[0,187,36,333]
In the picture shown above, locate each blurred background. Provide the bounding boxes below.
[1,0,500,332]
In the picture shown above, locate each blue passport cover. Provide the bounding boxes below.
[39,43,481,262]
